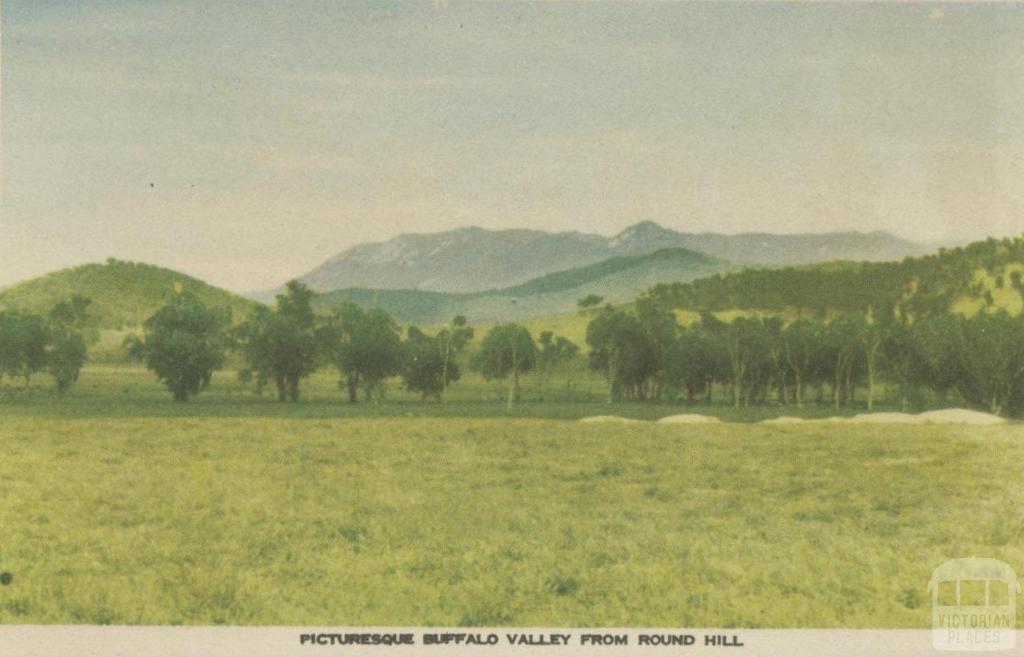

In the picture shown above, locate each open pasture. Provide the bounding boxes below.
[0,413,1020,627]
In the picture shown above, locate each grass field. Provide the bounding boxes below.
[0,368,1022,627]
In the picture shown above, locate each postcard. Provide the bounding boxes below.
[0,1,1021,656]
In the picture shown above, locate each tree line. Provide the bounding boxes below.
[584,300,1024,417]
[7,274,1023,419]
[0,296,91,394]
[125,281,578,409]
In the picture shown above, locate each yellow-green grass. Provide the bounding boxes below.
[0,416,1021,627]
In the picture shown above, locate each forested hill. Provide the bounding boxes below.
[0,259,260,329]
[499,247,722,297]
[641,236,1024,319]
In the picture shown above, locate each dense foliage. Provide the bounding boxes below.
[235,281,322,402]
[642,236,1024,319]
[324,303,404,403]
[0,296,90,394]
[126,292,231,402]
[582,300,1024,417]
[474,323,538,408]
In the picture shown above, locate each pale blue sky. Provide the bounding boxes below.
[2,1,1022,291]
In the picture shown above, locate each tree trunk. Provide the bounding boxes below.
[833,355,843,410]
[441,339,450,404]
[794,371,803,408]
[607,347,617,404]
[508,369,520,410]
[866,359,875,411]
[507,347,519,410]
[347,373,358,403]
[276,377,287,402]
[174,388,189,403]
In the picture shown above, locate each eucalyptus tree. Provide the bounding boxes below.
[237,280,321,402]
[127,291,230,402]
[536,330,578,401]
[475,323,537,408]
[437,315,474,403]
[324,303,403,403]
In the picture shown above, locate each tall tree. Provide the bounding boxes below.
[437,315,474,403]
[946,312,1024,417]
[0,312,48,386]
[821,316,865,410]
[860,315,886,411]
[536,331,579,401]
[324,303,403,403]
[635,300,679,400]
[402,326,463,401]
[586,306,658,402]
[475,323,537,409]
[701,314,772,409]
[881,321,928,411]
[782,318,823,408]
[126,291,230,402]
[46,296,91,395]
[664,326,720,404]
[237,280,321,402]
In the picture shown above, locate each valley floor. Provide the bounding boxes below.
[0,414,1021,627]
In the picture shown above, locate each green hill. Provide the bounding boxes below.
[641,236,1024,319]
[0,259,261,329]
[500,248,722,296]
[315,247,727,324]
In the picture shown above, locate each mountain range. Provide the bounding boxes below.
[288,221,927,296]
[1,222,938,331]
[314,247,726,324]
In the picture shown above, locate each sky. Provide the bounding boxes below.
[2,1,1023,292]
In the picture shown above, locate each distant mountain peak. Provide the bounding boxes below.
[619,220,665,233]
[283,222,926,296]
[608,221,684,252]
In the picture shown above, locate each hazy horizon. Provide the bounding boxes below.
[0,218,963,293]
[3,1,1023,292]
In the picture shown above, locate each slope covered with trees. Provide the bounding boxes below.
[642,236,1024,320]
[571,235,1024,417]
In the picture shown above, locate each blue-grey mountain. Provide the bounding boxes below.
[293,222,926,295]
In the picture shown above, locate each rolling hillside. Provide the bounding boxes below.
[315,247,726,324]
[283,221,925,295]
[0,259,260,329]
[641,236,1024,319]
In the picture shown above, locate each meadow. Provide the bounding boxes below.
[0,368,1022,627]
